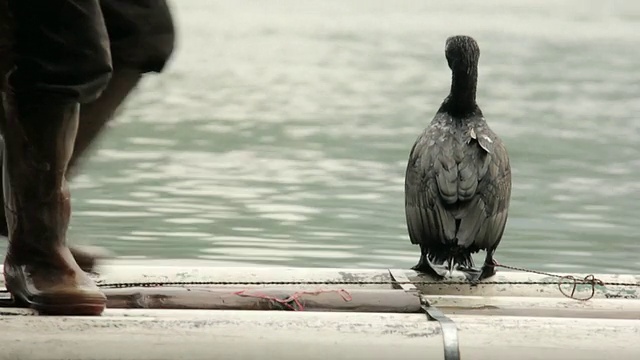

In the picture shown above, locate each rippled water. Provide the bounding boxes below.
[4,0,640,273]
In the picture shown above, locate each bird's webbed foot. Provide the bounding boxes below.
[461,258,498,284]
[478,258,498,280]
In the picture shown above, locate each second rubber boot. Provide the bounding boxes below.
[68,68,142,175]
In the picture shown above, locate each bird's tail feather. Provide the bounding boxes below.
[428,249,475,271]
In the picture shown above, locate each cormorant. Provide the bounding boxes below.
[404,35,512,281]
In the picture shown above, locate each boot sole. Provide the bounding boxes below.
[29,301,105,316]
[6,281,106,316]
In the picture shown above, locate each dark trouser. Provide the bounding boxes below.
[6,0,175,103]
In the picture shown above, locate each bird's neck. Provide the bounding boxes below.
[441,66,479,117]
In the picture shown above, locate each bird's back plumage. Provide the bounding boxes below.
[405,111,511,269]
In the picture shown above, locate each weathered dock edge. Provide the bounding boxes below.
[0,261,639,360]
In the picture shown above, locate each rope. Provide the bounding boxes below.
[232,289,353,311]
[93,280,581,287]
[494,263,607,301]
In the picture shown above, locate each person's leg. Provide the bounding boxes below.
[67,69,142,175]
[0,68,137,273]
[68,0,176,173]
[1,0,112,315]
[0,0,175,273]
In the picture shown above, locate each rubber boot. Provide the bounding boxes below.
[0,69,140,272]
[1,83,106,315]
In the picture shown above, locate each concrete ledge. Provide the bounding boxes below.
[0,309,638,360]
[424,295,640,319]
[76,261,640,300]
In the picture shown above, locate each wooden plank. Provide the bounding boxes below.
[102,287,422,312]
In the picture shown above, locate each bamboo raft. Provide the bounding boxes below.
[0,259,639,360]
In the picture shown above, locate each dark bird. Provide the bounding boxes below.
[404,35,512,281]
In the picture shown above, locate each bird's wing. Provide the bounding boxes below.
[455,125,512,250]
[404,127,457,247]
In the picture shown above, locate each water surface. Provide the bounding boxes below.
[6,0,640,274]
